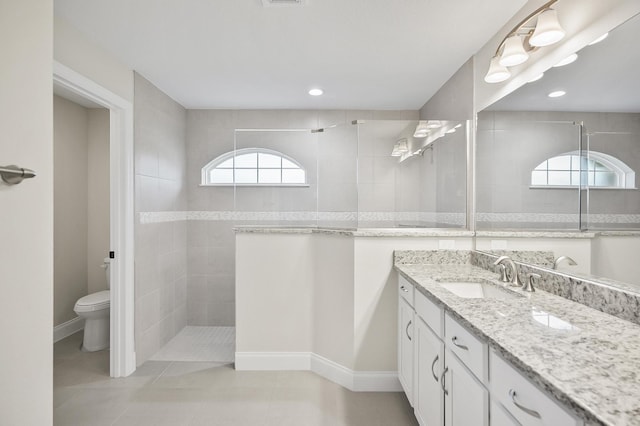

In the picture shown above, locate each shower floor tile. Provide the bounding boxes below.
[150,326,235,363]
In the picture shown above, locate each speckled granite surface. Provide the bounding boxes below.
[475,231,596,239]
[394,252,640,426]
[473,251,640,325]
[234,226,474,237]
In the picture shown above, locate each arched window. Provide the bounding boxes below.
[201,148,307,186]
[531,151,635,189]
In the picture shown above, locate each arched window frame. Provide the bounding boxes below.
[530,150,636,189]
[201,147,308,187]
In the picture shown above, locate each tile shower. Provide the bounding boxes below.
[134,74,467,363]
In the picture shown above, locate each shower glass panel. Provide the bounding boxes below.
[317,124,359,228]
[476,114,582,230]
[233,129,318,227]
[585,131,640,229]
[356,120,467,228]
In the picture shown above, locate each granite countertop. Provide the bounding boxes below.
[475,230,596,239]
[395,261,640,426]
[234,226,474,237]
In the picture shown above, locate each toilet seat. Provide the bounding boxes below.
[74,290,110,312]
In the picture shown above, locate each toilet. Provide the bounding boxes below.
[74,258,111,352]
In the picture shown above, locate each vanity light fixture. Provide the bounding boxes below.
[553,53,578,67]
[392,138,410,157]
[548,90,566,98]
[426,120,442,129]
[484,0,565,84]
[308,88,323,96]
[588,32,609,45]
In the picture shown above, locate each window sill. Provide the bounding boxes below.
[529,186,638,190]
[200,183,310,188]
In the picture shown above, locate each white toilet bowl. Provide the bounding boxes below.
[74,258,111,352]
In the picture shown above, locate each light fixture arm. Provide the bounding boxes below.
[493,0,558,57]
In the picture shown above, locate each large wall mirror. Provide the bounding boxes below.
[477,12,640,231]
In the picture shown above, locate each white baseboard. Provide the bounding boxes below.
[235,351,401,392]
[54,316,84,343]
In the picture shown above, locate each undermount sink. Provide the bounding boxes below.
[438,281,520,300]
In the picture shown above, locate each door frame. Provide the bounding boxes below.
[53,61,136,377]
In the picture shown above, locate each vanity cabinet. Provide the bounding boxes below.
[398,295,415,403]
[401,276,488,426]
[414,316,444,425]
[490,350,581,426]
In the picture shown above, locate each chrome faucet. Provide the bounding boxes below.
[493,256,522,287]
[553,256,577,270]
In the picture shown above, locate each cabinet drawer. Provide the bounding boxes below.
[445,313,488,383]
[415,290,443,338]
[490,350,580,426]
[399,275,415,306]
[490,400,519,426]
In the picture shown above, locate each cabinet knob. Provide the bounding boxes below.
[400,285,409,292]
[509,389,541,419]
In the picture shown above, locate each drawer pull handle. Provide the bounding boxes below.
[400,285,409,293]
[440,367,449,395]
[406,320,412,341]
[509,389,541,419]
[431,355,439,382]
[451,336,469,351]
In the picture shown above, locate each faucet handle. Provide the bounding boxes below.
[523,273,541,292]
[496,264,508,282]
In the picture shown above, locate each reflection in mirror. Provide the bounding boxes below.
[475,12,640,290]
[477,12,640,230]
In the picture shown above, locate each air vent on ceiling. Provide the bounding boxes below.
[261,0,304,7]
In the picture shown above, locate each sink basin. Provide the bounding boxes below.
[438,281,519,300]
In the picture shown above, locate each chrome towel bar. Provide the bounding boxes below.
[1,165,36,185]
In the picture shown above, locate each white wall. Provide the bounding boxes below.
[54,16,133,103]
[87,109,111,293]
[236,232,474,375]
[591,236,640,284]
[0,0,53,424]
[53,96,89,326]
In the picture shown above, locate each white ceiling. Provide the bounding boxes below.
[54,0,526,110]
[488,12,640,113]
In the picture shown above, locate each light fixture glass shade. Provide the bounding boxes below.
[396,138,409,153]
[530,8,565,47]
[413,121,428,138]
[426,120,442,129]
[499,35,529,67]
[588,32,609,45]
[484,56,511,83]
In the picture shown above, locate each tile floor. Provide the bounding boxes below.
[54,332,418,425]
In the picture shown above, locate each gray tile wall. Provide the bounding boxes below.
[134,73,188,365]
[186,109,418,326]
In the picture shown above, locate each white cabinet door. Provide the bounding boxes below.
[414,317,445,426]
[444,350,489,426]
[399,296,415,404]
[491,400,520,426]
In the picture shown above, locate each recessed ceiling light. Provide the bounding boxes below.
[553,53,578,67]
[308,88,323,96]
[528,73,544,83]
[548,90,566,98]
[588,32,609,45]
